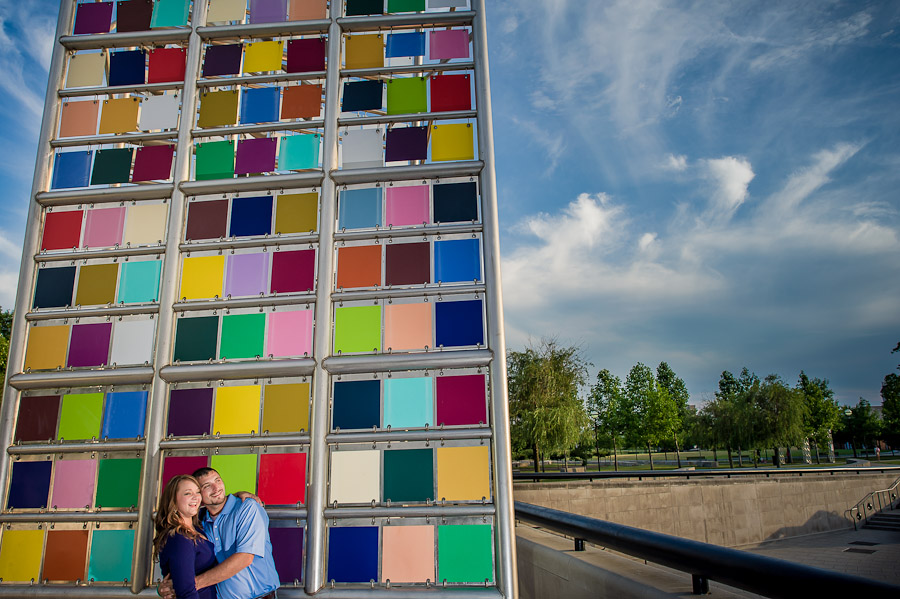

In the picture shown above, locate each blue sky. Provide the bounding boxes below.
[1,1,898,405]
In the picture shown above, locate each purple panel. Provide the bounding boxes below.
[225,253,270,297]
[131,144,175,182]
[436,374,487,426]
[167,388,213,437]
[67,322,112,367]
[202,44,243,77]
[270,527,304,583]
[286,38,326,73]
[385,127,428,162]
[250,0,288,23]
[235,138,277,174]
[74,2,114,34]
[162,456,209,487]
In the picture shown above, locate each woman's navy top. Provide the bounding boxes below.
[159,528,218,599]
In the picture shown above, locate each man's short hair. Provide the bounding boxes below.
[192,467,219,479]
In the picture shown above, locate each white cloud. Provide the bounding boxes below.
[662,153,688,172]
[701,156,755,221]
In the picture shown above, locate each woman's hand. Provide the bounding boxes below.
[233,491,264,505]
[157,574,174,599]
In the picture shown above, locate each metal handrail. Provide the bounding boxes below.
[515,501,900,598]
[513,465,900,482]
[846,476,900,529]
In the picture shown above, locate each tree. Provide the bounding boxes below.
[842,398,882,458]
[708,369,760,467]
[757,375,806,466]
[0,308,10,384]
[508,339,591,472]
[881,342,900,447]
[797,371,842,463]
[586,369,626,470]
[656,362,689,467]
[623,363,678,470]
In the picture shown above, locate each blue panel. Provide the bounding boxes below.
[327,527,378,583]
[229,196,273,237]
[52,151,93,189]
[385,32,425,58]
[434,238,481,283]
[332,380,380,430]
[108,49,145,86]
[383,377,433,429]
[338,187,382,230]
[7,460,51,509]
[101,391,148,439]
[435,300,483,347]
[240,87,281,124]
[341,80,383,112]
[33,266,76,309]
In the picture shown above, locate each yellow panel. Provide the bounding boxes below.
[0,529,44,582]
[431,123,474,162]
[436,445,491,502]
[179,255,224,300]
[66,53,105,88]
[207,0,246,23]
[213,385,261,435]
[98,97,140,134]
[262,383,310,433]
[123,204,167,246]
[345,34,383,70]
[275,192,318,234]
[243,41,284,74]
[24,325,70,371]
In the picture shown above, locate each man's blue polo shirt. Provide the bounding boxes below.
[200,495,279,599]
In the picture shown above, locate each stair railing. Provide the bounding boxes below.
[846,476,900,530]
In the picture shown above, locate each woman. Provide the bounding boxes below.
[153,475,217,599]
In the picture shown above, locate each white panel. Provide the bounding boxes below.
[139,94,180,131]
[340,128,383,170]
[329,449,380,504]
[110,319,156,365]
[207,0,247,23]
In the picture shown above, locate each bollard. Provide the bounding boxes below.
[692,574,709,594]
[574,538,585,551]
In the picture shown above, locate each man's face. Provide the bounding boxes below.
[196,471,227,508]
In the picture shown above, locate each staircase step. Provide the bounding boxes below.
[863,524,900,531]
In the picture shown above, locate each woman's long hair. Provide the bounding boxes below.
[153,474,203,559]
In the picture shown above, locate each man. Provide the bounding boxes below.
[160,467,280,599]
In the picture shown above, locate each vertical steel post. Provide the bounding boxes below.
[472,1,518,596]
[131,0,209,591]
[0,0,74,515]
[304,1,343,592]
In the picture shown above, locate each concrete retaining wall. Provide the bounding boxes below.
[514,472,898,546]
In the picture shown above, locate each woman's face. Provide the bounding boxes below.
[174,479,202,519]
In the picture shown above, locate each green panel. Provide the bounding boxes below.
[279,134,320,170]
[387,0,426,12]
[118,260,162,303]
[173,316,219,362]
[58,393,103,440]
[438,525,493,583]
[90,148,133,185]
[334,305,381,353]
[219,313,265,359]
[383,449,433,502]
[211,454,258,493]
[150,0,190,27]
[386,77,427,115]
[88,529,134,582]
[195,141,235,181]
[95,459,141,508]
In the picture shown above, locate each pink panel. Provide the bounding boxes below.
[266,310,312,357]
[51,459,97,509]
[429,29,470,60]
[385,185,429,227]
[83,207,126,248]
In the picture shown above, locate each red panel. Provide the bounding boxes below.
[42,210,84,251]
[430,74,471,113]
[132,144,175,182]
[162,456,208,487]
[259,453,306,505]
[270,249,316,293]
[148,47,187,84]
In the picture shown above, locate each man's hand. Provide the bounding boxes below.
[157,574,174,599]
[233,490,264,506]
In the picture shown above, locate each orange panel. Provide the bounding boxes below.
[336,245,381,289]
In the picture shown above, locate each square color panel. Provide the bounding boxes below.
[346,0,382,15]
[433,181,478,223]
[185,199,228,240]
[386,77,426,115]
[434,238,481,282]
[275,192,317,233]
[435,299,483,347]
[345,34,383,70]
[173,316,219,362]
[148,47,186,83]
[110,318,156,365]
[436,374,487,426]
[43,530,88,582]
[108,50,145,86]
[329,450,379,504]
[225,252,269,297]
[59,100,99,137]
[338,187,382,230]
[123,204,167,245]
[342,80,382,112]
[250,0,288,23]
[118,260,162,303]
[195,140,236,180]
[207,0,246,23]
[240,86,281,124]
[180,255,225,300]
[385,126,428,162]
[386,185,428,226]
[259,453,305,505]
[385,302,431,351]
[327,527,378,583]
[75,263,119,306]
[436,445,490,502]
[0,530,43,582]
[270,249,316,293]
[66,52,105,88]
[58,393,104,441]
[210,454,258,493]
[84,206,126,248]
[388,0,425,11]
[138,91,180,131]
[219,313,265,359]
[213,385,261,434]
[33,266,76,309]
[430,74,471,112]
[385,242,430,286]
[279,134,320,170]
[429,29,470,60]
[381,525,434,583]
[431,123,474,161]
[198,90,239,127]
[428,0,468,6]
[266,310,312,357]
[90,148,133,185]
[102,391,148,438]
[67,322,112,367]
[270,527,303,584]
[24,325,69,370]
[132,144,175,181]
[235,137,277,174]
[230,195,274,237]
[243,40,284,73]
[383,449,433,503]
[286,37,326,73]
[336,244,381,289]
[334,305,381,353]
[437,525,493,583]
[88,529,134,582]
[74,2,113,34]
[52,151,92,189]
[281,84,322,119]
[203,43,243,77]
[384,377,433,429]
[386,32,425,58]
[41,210,83,251]
[150,0,191,27]
[340,128,382,169]
[167,387,214,437]
[117,0,154,32]
[15,395,60,442]
[332,380,379,431]
[289,0,327,20]
[263,383,310,433]
[7,461,51,509]
[51,459,96,509]
[162,456,209,487]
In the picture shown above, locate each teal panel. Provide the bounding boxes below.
[88,529,134,582]
[150,0,190,27]
[117,260,162,303]
[279,134,320,171]
[383,377,433,428]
